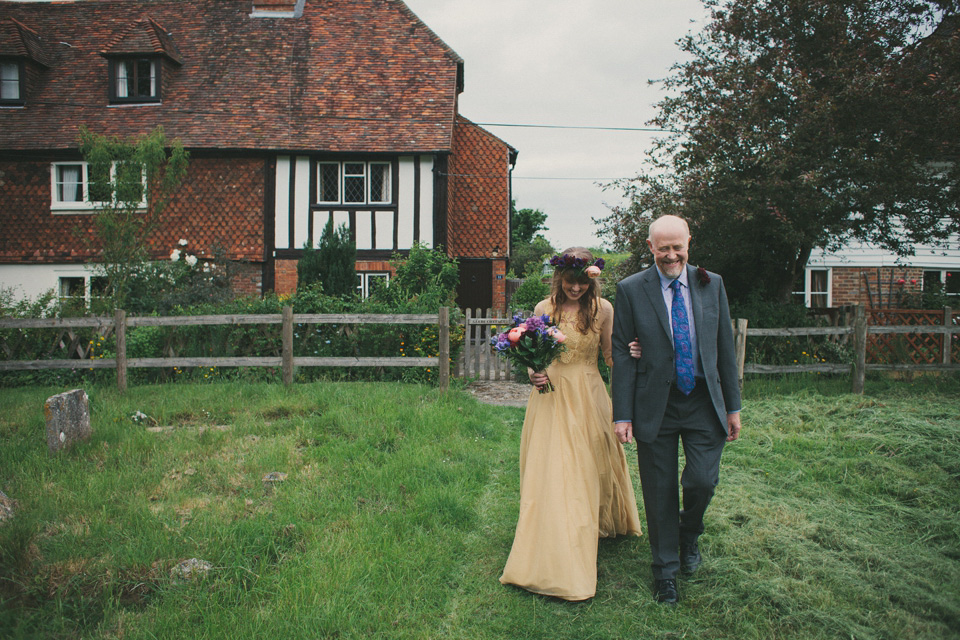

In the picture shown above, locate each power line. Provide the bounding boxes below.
[440,172,616,181]
[476,122,672,133]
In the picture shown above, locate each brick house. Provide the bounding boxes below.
[797,236,960,309]
[0,0,516,313]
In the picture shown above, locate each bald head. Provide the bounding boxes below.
[647,215,690,242]
[646,215,691,280]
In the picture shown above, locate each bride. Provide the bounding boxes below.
[500,247,643,601]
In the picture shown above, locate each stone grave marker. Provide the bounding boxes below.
[44,389,91,454]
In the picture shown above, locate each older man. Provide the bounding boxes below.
[612,214,741,605]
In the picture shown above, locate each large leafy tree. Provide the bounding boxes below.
[598,0,959,302]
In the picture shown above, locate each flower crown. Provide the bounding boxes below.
[549,254,605,278]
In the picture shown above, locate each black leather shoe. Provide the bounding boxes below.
[680,538,701,575]
[653,578,678,604]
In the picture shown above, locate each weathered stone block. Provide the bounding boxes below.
[44,389,91,454]
[0,490,14,524]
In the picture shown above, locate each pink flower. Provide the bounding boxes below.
[910,279,917,285]
[507,327,525,343]
[585,265,602,278]
[898,278,905,285]
[553,330,567,344]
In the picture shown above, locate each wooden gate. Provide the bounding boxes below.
[454,308,514,380]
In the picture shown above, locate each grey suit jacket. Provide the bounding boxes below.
[611,264,741,443]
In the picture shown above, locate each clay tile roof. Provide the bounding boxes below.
[101,17,183,65]
[0,17,53,67]
[0,0,463,154]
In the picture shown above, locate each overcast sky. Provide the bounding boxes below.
[403,0,711,252]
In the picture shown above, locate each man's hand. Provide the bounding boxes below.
[615,421,634,444]
[726,412,741,442]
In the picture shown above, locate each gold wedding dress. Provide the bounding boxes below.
[500,298,642,601]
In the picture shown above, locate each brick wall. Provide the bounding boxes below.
[831,266,924,307]
[492,258,507,313]
[274,259,298,295]
[229,262,263,297]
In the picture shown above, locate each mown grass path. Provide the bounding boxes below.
[1,377,958,639]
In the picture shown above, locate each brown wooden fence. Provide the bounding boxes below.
[0,307,450,391]
[3,305,957,394]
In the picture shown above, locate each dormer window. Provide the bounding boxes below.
[110,57,160,103]
[0,59,22,104]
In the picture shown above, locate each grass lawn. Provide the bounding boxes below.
[1,374,958,639]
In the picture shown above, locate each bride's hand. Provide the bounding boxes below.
[629,339,642,359]
[529,371,550,390]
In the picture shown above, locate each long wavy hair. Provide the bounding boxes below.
[549,246,600,334]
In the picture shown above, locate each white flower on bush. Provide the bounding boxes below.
[178,239,188,247]
[185,255,198,267]
[170,249,181,262]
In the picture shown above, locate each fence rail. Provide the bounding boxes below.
[0,306,450,391]
[3,305,957,394]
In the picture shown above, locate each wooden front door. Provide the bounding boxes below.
[457,260,492,311]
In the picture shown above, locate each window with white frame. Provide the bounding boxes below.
[317,161,391,205]
[923,270,960,297]
[110,57,159,102]
[51,161,146,211]
[357,272,389,298]
[806,268,830,308]
[58,277,85,302]
[1,60,22,103]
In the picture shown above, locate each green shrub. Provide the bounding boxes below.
[509,277,550,312]
[297,220,357,298]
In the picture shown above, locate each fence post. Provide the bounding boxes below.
[282,306,293,387]
[463,308,472,377]
[438,307,450,391]
[852,305,867,394]
[944,307,954,366]
[115,309,127,393]
[733,318,748,391]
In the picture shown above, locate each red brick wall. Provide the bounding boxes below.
[831,266,924,307]
[226,262,260,297]
[274,259,298,296]
[492,258,507,313]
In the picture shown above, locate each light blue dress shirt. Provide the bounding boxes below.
[656,266,703,380]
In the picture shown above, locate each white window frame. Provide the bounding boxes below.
[804,268,832,308]
[111,57,159,102]
[316,161,392,206]
[317,162,340,204]
[51,161,147,213]
[368,162,391,204]
[357,272,390,298]
[0,60,21,103]
[58,276,86,303]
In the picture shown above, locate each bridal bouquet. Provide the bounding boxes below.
[490,313,567,393]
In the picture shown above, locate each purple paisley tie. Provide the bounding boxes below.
[671,279,695,395]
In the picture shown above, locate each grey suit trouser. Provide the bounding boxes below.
[636,380,726,580]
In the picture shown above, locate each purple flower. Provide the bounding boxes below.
[697,267,711,286]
